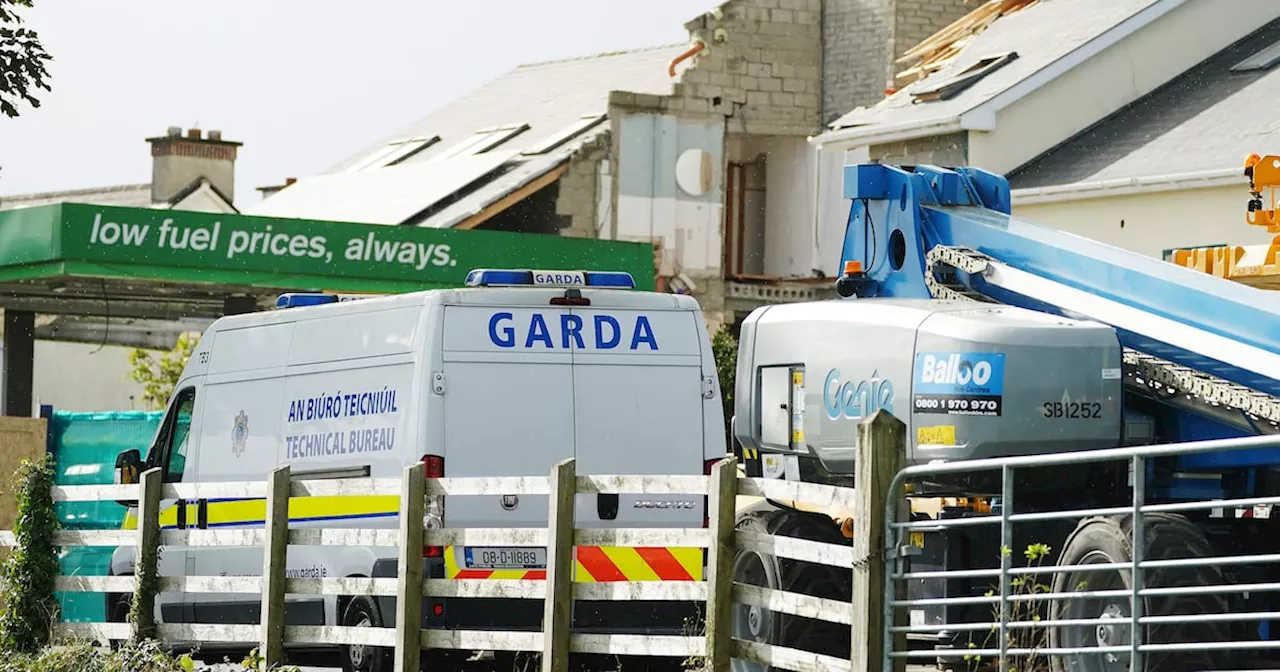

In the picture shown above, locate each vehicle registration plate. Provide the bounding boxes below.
[464,547,547,569]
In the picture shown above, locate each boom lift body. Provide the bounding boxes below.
[730,162,1280,670]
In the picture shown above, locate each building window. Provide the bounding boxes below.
[912,52,1018,102]
[1231,42,1280,73]
[345,136,440,172]
[522,114,606,155]
[437,124,530,159]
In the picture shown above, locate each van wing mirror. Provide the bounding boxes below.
[114,449,142,507]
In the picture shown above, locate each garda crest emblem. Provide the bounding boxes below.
[232,411,249,458]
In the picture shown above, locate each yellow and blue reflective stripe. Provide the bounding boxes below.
[122,497,703,584]
[122,495,399,530]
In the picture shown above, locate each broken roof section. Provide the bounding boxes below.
[247,44,687,229]
[815,0,1169,146]
[894,0,1039,86]
[1010,15,1280,191]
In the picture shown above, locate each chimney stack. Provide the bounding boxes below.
[146,126,242,205]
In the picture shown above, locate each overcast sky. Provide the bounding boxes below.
[0,0,705,205]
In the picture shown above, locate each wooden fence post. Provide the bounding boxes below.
[259,465,291,667]
[703,456,739,672]
[851,410,906,672]
[541,458,576,672]
[394,462,426,672]
[131,467,163,642]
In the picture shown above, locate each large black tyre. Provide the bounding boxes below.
[339,596,393,672]
[1049,513,1233,672]
[730,505,851,672]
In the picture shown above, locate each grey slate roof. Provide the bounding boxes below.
[329,44,685,173]
[1009,16,1280,189]
[0,183,152,210]
[828,0,1158,132]
[249,44,687,228]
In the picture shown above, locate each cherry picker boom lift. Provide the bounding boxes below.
[730,161,1280,672]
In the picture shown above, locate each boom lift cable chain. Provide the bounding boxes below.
[923,245,1280,429]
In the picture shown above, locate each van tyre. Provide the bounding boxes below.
[339,596,393,672]
[1049,513,1233,672]
[731,507,851,672]
[106,590,131,650]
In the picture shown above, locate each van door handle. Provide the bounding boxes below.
[197,499,209,530]
[597,494,619,521]
[176,499,187,529]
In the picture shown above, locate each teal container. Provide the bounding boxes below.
[49,411,163,623]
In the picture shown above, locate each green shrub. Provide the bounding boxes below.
[711,326,737,428]
[0,641,302,672]
[0,639,188,672]
[0,455,60,653]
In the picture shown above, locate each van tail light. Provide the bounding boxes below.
[702,458,719,528]
[423,454,445,558]
[423,454,445,478]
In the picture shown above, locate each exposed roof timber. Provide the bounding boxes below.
[896,0,1041,82]
[810,0,1187,151]
[452,162,570,231]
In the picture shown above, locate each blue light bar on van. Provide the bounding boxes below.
[276,293,339,309]
[464,269,636,289]
[275,293,387,309]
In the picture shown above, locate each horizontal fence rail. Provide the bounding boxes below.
[884,433,1280,672]
[10,433,902,672]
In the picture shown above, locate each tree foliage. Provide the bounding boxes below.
[129,333,199,411]
[0,0,52,119]
[711,326,737,430]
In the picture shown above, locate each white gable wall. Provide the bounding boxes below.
[1013,185,1273,259]
[170,182,238,214]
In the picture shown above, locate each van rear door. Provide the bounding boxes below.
[440,304,576,577]
[571,305,706,581]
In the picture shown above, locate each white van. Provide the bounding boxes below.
[108,268,726,670]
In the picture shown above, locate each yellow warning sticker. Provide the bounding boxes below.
[916,425,956,446]
[792,371,804,385]
[909,531,925,548]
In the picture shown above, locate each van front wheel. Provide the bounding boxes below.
[339,596,392,672]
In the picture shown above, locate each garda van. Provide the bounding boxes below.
[108,268,726,670]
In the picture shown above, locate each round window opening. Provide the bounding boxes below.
[676,148,714,196]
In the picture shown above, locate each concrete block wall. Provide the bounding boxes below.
[870,131,967,166]
[672,0,825,136]
[822,0,890,125]
[554,132,610,239]
[821,0,972,125]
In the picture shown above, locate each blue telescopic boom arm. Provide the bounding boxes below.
[835,163,1280,401]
